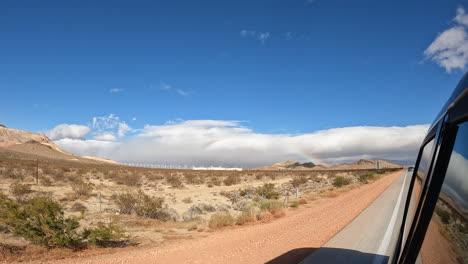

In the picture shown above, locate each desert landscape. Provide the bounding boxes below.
[0,125,403,263]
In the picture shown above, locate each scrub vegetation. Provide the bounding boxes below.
[0,152,400,261]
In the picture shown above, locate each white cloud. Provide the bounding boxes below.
[160,82,172,91]
[240,30,271,44]
[240,30,256,37]
[92,114,120,131]
[51,119,429,168]
[258,32,270,44]
[158,82,190,96]
[109,88,124,93]
[90,114,134,138]
[425,7,468,72]
[46,124,90,141]
[118,122,132,137]
[176,89,190,96]
[93,132,116,141]
[455,7,468,27]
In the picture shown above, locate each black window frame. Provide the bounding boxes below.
[395,91,468,264]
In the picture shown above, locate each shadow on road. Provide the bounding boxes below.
[266,247,389,264]
[265,247,317,264]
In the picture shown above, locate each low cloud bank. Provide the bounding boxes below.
[49,117,429,168]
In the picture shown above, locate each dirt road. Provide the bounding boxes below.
[33,171,401,264]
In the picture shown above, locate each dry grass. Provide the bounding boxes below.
[208,212,234,229]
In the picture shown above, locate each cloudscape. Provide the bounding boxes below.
[47,115,429,168]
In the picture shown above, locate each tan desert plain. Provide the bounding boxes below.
[0,124,403,263]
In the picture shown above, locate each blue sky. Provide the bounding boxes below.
[1,0,467,167]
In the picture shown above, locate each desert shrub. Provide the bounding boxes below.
[120,172,142,187]
[238,200,285,221]
[436,207,451,225]
[208,177,221,187]
[145,172,164,181]
[256,183,280,199]
[268,173,277,180]
[219,190,230,198]
[209,212,234,229]
[290,201,300,208]
[114,191,171,221]
[83,222,127,247]
[255,173,264,180]
[238,187,256,197]
[291,176,308,187]
[3,168,24,180]
[71,179,93,198]
[114,192,138,214]
[41,176,53,186]
[134,192,165,219]
[9,181,33,203]
[359,172,378,183]
[182,197,193,203]
[235,208,257,225]
[332,176,351,188]
[70,202,87,214]
[184,173,202,184]
[0,196,81,248]
[165,174,183,188]
[223,174,240,186]
[258,199,284,213]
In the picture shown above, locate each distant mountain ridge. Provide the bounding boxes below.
[255,158,401,171]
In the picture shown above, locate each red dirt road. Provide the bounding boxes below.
[32,171,401,264]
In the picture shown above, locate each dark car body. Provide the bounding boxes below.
[393,73,468,263]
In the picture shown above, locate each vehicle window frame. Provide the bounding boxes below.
[397,116,462,264]
[393,132,437,262]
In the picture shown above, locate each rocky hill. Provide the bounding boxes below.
[255,158,401,171]
[0,125,117,164]
[255,160,319,170]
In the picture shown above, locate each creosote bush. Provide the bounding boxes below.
[332,176,351,188]
[208,177,221,187]
[257,199,285,217]
[9,181,33,203]
[165,174,183,188]
[41,176,53,186]
[114,190,172,221]
[209,211,234,229]
[358,172,378,183]
[119,172,142,187]
[256,183,280,199]
[235,200,285,226]
[290,201,300,208]
[83,222,127,247]
[436,207,451,225]
[290,176,308,187]
[0,193,128,249]
[223,174,240,186]
[71,179,93,198]
[0,195,81,248]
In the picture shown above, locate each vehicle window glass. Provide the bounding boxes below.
[402,139,435,246]
[420,122,468,264]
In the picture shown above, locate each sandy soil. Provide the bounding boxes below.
[21,170,401,264]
